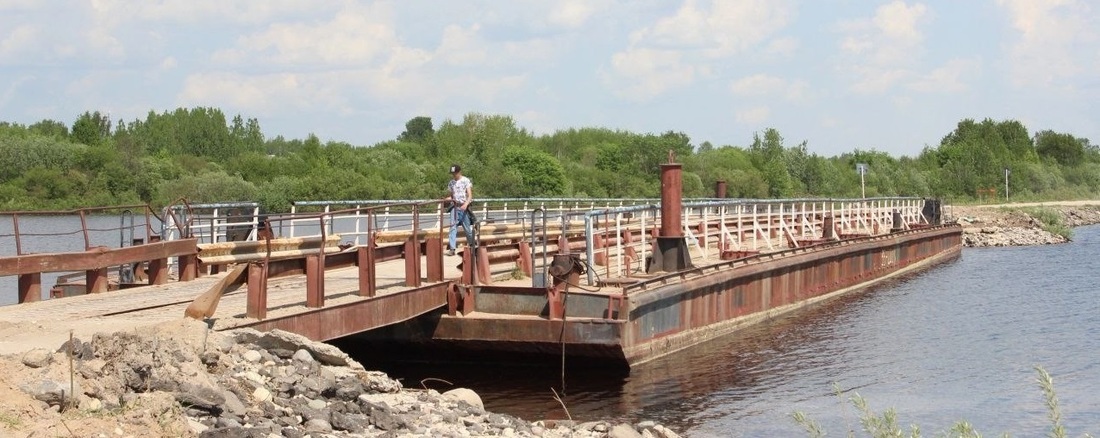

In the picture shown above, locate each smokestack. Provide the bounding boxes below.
[660,159,683,237]
[648,151,693,273]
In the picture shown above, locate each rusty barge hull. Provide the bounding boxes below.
[430,224,962,368]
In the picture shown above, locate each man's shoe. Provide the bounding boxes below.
[445,249,456,256]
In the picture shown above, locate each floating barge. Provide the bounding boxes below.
[402,158,963,369]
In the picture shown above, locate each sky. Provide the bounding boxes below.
[0,0,1097,157]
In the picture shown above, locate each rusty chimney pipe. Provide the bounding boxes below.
[715,180,727,199]
[660,151,683,237]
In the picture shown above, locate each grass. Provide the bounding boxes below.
[0,411,21,429]
[1019,207,1074,240]
[792,366,1093,438]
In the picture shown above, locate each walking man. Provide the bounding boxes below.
[443,164,475,256]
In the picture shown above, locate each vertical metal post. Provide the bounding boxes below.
[12,213,21,255]
[78,210,91,250]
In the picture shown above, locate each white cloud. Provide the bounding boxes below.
[225,5,401,67]
[437,24,489,66]
[838,1,929,94]
[547,0,602,28]
[605,48,696,100]
[908,58,981,93]
[608,0,794,100]
[996,0,1098,91]
[764,37,799,57]
[730,74,809,101]
[0,24,37,58]
[735,106,771,125]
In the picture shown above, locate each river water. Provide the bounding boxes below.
[356,225,1100,437]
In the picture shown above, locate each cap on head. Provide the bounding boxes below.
[449,164,461,174]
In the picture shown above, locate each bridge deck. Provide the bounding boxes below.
[0,255,473,355]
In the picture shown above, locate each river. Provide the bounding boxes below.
[356,225,1100,437]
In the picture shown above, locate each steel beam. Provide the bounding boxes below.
[231,283,449,341]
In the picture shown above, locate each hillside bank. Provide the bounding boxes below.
[948,201,1100,247]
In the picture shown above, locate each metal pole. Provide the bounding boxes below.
[860,171,866,199]
[1005,168,1010,201]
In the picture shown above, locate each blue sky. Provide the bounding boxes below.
[1,0,1097,157]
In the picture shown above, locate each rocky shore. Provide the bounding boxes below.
[0,319,679,438]
[950,203,1100,247]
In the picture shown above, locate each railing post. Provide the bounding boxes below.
[246,262,268,319]
[18,273,41,303]
[178,254,198,281]
[357,244,376,297]
[518,240,533,276]
[426,237,444,282]
[148,236,168,285]
[86,268,108,294]
[306,254,324,308]
[477,246,492,284]
[404,239,421,287]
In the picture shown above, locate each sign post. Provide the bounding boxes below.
[856,163,869,199]
[1004,168,1010,201]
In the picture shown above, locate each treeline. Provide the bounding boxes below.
[0,109,1097,212]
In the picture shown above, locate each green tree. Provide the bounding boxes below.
[1035,130,1085,166]
[71,111,111,146]
[500,146,568,196]
[398,116,434,145]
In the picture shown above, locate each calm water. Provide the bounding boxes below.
[357,225,1100,437]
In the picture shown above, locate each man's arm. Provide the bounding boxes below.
[462,184,472,210]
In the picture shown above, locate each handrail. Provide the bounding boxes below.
[620,223,959,295]
[1,204,160,256]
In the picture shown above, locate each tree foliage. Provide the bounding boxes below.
[0,110,1096,212]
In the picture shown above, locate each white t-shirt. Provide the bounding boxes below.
[448,176,472,205]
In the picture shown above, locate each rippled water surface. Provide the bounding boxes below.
[359,225,1100,437]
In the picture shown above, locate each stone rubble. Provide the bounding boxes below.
[953,205,1100,247]
[7,319,682,438]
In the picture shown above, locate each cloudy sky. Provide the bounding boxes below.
[1,0,1097,157]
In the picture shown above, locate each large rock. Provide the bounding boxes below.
[21,348,52,368]
[174,382,225,413]
[57,337,95,360]
[230,329,364,369]
[610,423,644,438]
[21,379,81,407]
[442,387,484,410]
[304,418,333,434]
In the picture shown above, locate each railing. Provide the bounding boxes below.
[162,201,262,244]
[0,204,160,257]
[579,197,928,285]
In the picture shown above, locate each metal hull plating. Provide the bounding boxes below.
[432,225,963,368]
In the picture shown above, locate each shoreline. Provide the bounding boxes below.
[948,202,1100,247]
[0,319,681,438]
